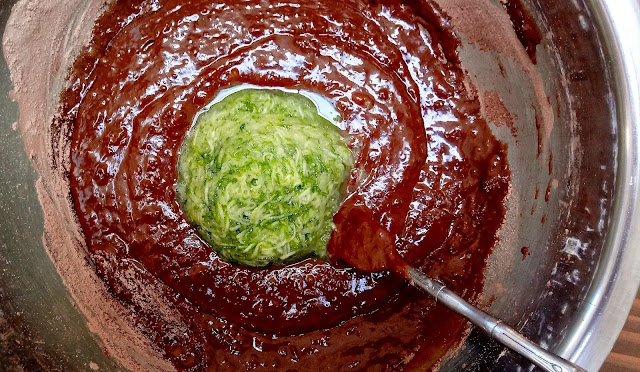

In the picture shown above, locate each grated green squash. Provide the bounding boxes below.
[176,89,353,267]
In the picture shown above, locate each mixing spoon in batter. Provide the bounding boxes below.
[328,198,588,372]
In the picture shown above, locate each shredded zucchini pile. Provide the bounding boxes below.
[177,89,353,267]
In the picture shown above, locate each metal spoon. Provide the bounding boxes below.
[329,201,588,372]
[407,267,588,372]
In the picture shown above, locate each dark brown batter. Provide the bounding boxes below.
[60,0,510,370]
[501,0,543,64]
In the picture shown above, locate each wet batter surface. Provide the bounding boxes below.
[60,0,510,370]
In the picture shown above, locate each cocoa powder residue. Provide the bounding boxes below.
[480,90,517,137]
[435,0,554,151]
[3,0,171,370]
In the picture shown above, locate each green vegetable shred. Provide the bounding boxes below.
[177,89,353,267]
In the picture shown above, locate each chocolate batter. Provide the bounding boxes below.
[60,0,510,369]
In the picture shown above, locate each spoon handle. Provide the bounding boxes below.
[407,267,588,372]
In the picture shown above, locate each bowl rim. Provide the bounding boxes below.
[556,0,640,369]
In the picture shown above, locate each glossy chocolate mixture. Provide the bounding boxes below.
[61,0,510,369]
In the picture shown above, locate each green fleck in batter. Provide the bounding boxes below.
[177,89,353,267]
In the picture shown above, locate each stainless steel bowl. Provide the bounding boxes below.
[556,0,640,367]
[0,0,638,371]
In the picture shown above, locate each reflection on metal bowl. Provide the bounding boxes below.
[0,0,638,370]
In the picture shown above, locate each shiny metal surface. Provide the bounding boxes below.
[0,1,124,370]
[408,268,587,372]
[441,1,639,369]
[0,0,638,371]
[556,0,640,368]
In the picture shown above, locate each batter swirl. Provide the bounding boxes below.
[64,0,510,369]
